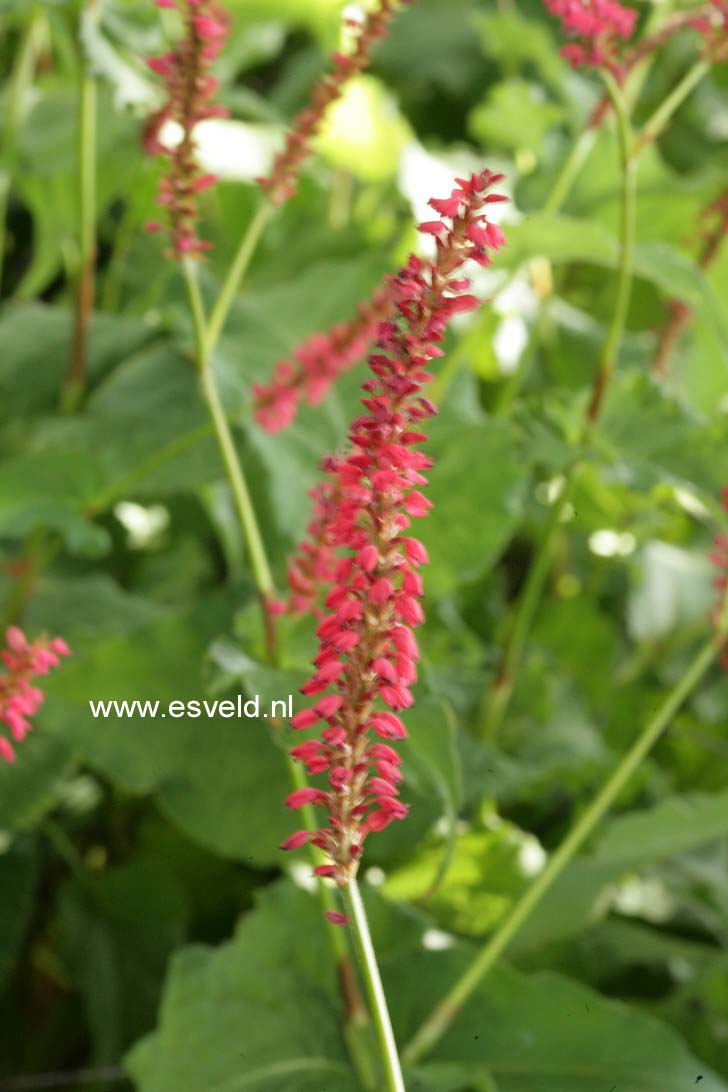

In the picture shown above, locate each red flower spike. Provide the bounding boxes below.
[258,1,414,207]
[543,0,637,74]
[0,627,70,764]
[282,170,508,885]
[144,1,230,259]
[254,283,395,434]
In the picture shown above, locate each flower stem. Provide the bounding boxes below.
[343,879,407,1092]
[183,259,274,600]
[0,7,44,295]
[204,201,273,357]
[405,636,718,1065]
[543,127,598,215]
[637,58,709,153]
[585,70,636,424]
[479,472,575,741]
[63,1,99,413]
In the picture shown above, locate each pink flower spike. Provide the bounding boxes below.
[280,168,507,887]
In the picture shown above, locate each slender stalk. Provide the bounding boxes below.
[585,71,636,423]
[0,7,45,294]
[543,128,597,215]
[637,58,709,153]
[405,636,719,1065]
[63,1,98,412]
[204,202,273,357]
[343,879,406,1092]
[182,260,274,598]
[480,473,575,741]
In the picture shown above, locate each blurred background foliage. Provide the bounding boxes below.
[1,0,728,1089]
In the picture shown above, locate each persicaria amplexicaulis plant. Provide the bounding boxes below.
[0,627,70,764]
[144,0,230,258]
[282,170,507,897]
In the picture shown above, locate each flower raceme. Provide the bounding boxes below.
[0,627,70,764]
[281,170,508,889]
[144,0,230,258]
[253,283,394,433]
[544,0,637,72]
[258,0,413,207]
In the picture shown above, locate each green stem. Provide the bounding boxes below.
[199,363,274,593]
[480,472,575,742]
[585,70,636,424]
[543,127,597,215]
[343,879,406,1092]
[637,58,709,153]
[63,1,98,412]
[404,636,718,1066]
[183,259,274,602]
[204,201,272,357]
[0,7,44,294]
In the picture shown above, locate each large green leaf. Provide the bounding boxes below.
[42,596,291,865]
[392,951,727,1092]
[0,839,36,987]
[514,788,728,953]
[127,880,724,1092]
[421,414,527,596]
[126,882,355,1092]
[56,859,188,1063]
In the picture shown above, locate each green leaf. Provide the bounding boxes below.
[125,881,354,1092]
[0,450,109,555]
[421,415,527,596]
[0,839,36,986]
[400,697,463,815]
[514,788,728,953]
[0,303,156,419]
[593,790,728,871]
[42,597,291,865]
[0,732,72,832]
[597,370,728,498]
[468,80,563,154]
[56,859,188,1062]
[392,953,727,1091]
[475,11,564,92]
